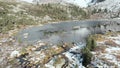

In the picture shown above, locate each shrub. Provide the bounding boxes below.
[86,36,97,51]
[70,5,88,19]
[25,3,89,21]
[91,9,97,14]
[81,35,97,67]
[81,47,92,67]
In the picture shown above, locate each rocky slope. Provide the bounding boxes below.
[88,0,120,19]
[91,0,120,12]
[24,0,120,19]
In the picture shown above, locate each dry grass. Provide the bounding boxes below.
[105,40,118,47]
[53,56,64,66]
[100,57,116,66]
[41,46,64,64]
[115,55,120,61]
[94,46,107,53]
[93,34,106,42]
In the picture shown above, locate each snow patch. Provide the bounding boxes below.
[10,50,20,58]
[64,0,97,7]
[105,47,120,53]
[108,35,120,45]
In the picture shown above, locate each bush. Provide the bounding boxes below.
[91,9,97,14]
[81,47,92,67]
[81,35,97,67]
[25,3,89,21]
[86,36,97,51]
[70,5,88,19]
[104,8,107,13]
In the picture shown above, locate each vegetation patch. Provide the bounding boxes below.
[24,4,89,21]
[82,35,97,67]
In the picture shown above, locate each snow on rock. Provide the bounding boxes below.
[42,15,52,22]
[45,42,85,68]
[64,0,99,7]
[104,54,116,60]
[69,42,85,52]
[37,41,46,46]
[45,56,66,68]
[93,0,120,12]
[108,35,120,45]
[45,58,55,68]
[0,38,8,43]
[63,42,85,68]
[63,52,83,68]
[64,0,90,7]
[91,33,120,67]
[105,47,120,53]
[10,50,20,58]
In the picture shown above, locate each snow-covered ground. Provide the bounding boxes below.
[108,35,120,45]
[45,42,86,68]
[91,33,120,67]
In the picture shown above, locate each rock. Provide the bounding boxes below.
[54,57,66,68]
[1,38,8,43]
[10,50,20,58]
[37,41,46,46]
[42,15,52,22]
[64,0,95,7]
[45,56,65,68]
[38,42,46,46]
[0,42,2,46]
[23,33,29,39]
[72,26,81,30]
[0,57,4,63]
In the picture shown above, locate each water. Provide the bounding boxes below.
[17,20,103,44]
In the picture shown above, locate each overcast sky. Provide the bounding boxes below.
[21,0,33,3]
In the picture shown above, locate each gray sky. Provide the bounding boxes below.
[21,0,33,3]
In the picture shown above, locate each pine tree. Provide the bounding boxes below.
[81,47,92,67]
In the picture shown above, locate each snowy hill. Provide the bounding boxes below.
[20,0,120,10]
[92,0,120,12]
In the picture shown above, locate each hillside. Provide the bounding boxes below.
[0,0,89,33]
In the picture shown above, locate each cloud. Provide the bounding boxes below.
[21,0,33,3]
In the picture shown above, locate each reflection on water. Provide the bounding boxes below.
[42,28,90,44]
